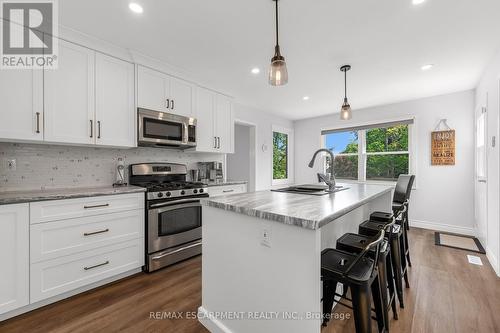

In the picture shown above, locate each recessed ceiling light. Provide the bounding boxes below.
[302,96,310,101]
[251,68,260,74]
[129,3,143,14]
[421,64,434,71]
[412,0,426,5]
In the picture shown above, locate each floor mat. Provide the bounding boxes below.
[435,232,485,254]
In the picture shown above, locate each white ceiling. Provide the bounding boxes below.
[59,0,500,120]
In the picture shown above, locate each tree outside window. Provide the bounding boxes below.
[323,123,411,182]
[273,132,288,180]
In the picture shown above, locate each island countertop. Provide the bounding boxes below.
[200,183,393,230]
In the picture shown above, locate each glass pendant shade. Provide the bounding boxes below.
[340,98,352,120]
[269,47,288,86]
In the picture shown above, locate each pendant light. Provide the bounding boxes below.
[340,65,352,120]
[269,0,288,86]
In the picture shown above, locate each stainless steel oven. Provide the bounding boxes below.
[146,196,204,271]
[138,108,197,148]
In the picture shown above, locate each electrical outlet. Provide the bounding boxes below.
[261,223,272,248]
[6,159,16,171]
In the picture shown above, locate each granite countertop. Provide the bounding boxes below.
[201,183,393,230]
[204,180,248,187]
[0,185,146,205]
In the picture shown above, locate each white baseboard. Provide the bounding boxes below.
[486,246,500,277]
[198,307,234,333]
[409,219,475,236]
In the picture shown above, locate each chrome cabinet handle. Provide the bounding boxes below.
[171,99,174,110]
[35,112,40,133]
[83,203,109,209]
[83,228,109,236]
[84,260,109,271]
[166,99,170,109]
[222,189,234,193]
[478,179,487,183]
[90,119,93,138]
[214,137,217,149]
[97,121,101,139]
[217,137,221,149]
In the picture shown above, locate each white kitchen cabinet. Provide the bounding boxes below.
[0,204,29,315]
[208,184,247,197]
[137,65,194,117]
[215,94,234,153]
[195,87,217,152]
[0,70,43,142]
[95,53,135,147]
[194,87,234,153]
[44,39,95,145]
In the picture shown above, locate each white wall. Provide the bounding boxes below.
[294,90,475,234]
[233,104,295,191]
[227,124,252,189]
[475,47,500,276]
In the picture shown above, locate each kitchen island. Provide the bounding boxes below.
[198,183,393,333]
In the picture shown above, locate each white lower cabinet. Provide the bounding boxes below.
[30,238,143,303]
[208,184,247,197]
[0,204,29,315]
[28,194,145,303]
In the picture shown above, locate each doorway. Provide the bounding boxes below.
[226,121,257,192]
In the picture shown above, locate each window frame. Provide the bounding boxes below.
[321,117,417,186]
[272,125,294,186]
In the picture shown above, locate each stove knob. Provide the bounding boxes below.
[199,189,204,193]
[193,189,198,194]
[166,192,171,197]
[180,190,185,195]
[157,192,163,198]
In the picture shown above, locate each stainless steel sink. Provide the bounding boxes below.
[271,185,349,196]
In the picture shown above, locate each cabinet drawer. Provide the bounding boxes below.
[30,239,144,303]
[30,193,144,224]
[30,209,144,263]
[208,184,247,197]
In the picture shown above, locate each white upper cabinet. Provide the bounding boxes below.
[44,39,95,145]
[195,87,216,152]
[0,69,43,142]
[169,77,194,117]
[0,204,29,315]
[137,65,194,117]
[137,65,169,112]
[95,53,135,147]
[194,87,234,154]
[215,94,234,153]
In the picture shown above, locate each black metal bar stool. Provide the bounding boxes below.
[358,215,406,309]
[336,219,398,331]
[392,175,415,268]
[321,229,386,333]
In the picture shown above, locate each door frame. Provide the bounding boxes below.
[227,119,257,192]
[474,101,488,247]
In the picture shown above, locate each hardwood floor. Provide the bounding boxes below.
[1,228,499,333]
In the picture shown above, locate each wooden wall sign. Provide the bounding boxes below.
[431,130,455,165]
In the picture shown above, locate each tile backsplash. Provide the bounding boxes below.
[0,143,224,191]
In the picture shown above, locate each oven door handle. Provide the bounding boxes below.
[150,198,203,209]
[151,241,202,260]
[150,201,202,214]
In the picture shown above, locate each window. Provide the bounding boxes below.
[272,125,294,185]
[322,119,413,183]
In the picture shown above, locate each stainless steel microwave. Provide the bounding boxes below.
[138,108,197,148]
